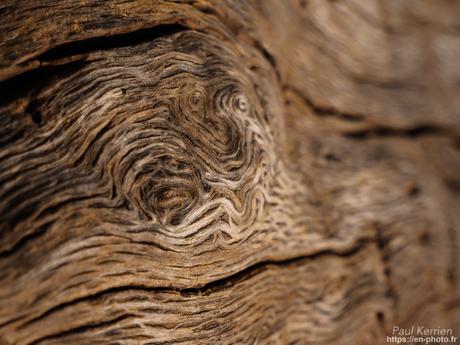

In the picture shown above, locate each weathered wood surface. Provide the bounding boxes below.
[0,0,459,344]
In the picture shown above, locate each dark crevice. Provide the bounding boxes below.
[253,41,281,81]
[407,183,421,198]
[25,100,42,125]
[193,3,219,16]
[343,125,445,140]
[284,85,365,122]
[18,238,373,329]
[35,24,188,62]
[0,60,87,106]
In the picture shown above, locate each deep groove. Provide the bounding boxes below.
[284,85,365,122]
[0,60,87,105]
[344,125,444,140]
[253,41,281,80]
[36,24,189,62]
[25,100,42,125]
[18,238,373,329]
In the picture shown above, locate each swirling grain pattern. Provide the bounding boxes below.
[0,0,459,344]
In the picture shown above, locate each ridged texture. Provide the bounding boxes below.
[0,0,459,344]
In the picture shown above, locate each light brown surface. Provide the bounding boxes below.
[0,1,459,344]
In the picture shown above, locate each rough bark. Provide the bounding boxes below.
[0,1,459,344]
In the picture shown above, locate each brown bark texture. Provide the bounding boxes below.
[0,0,459,344]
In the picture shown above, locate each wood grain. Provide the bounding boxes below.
[0,0,459,344]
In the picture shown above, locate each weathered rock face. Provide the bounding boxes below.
[0,1,459,344]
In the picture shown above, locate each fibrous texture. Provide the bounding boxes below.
[0,1,459,344]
